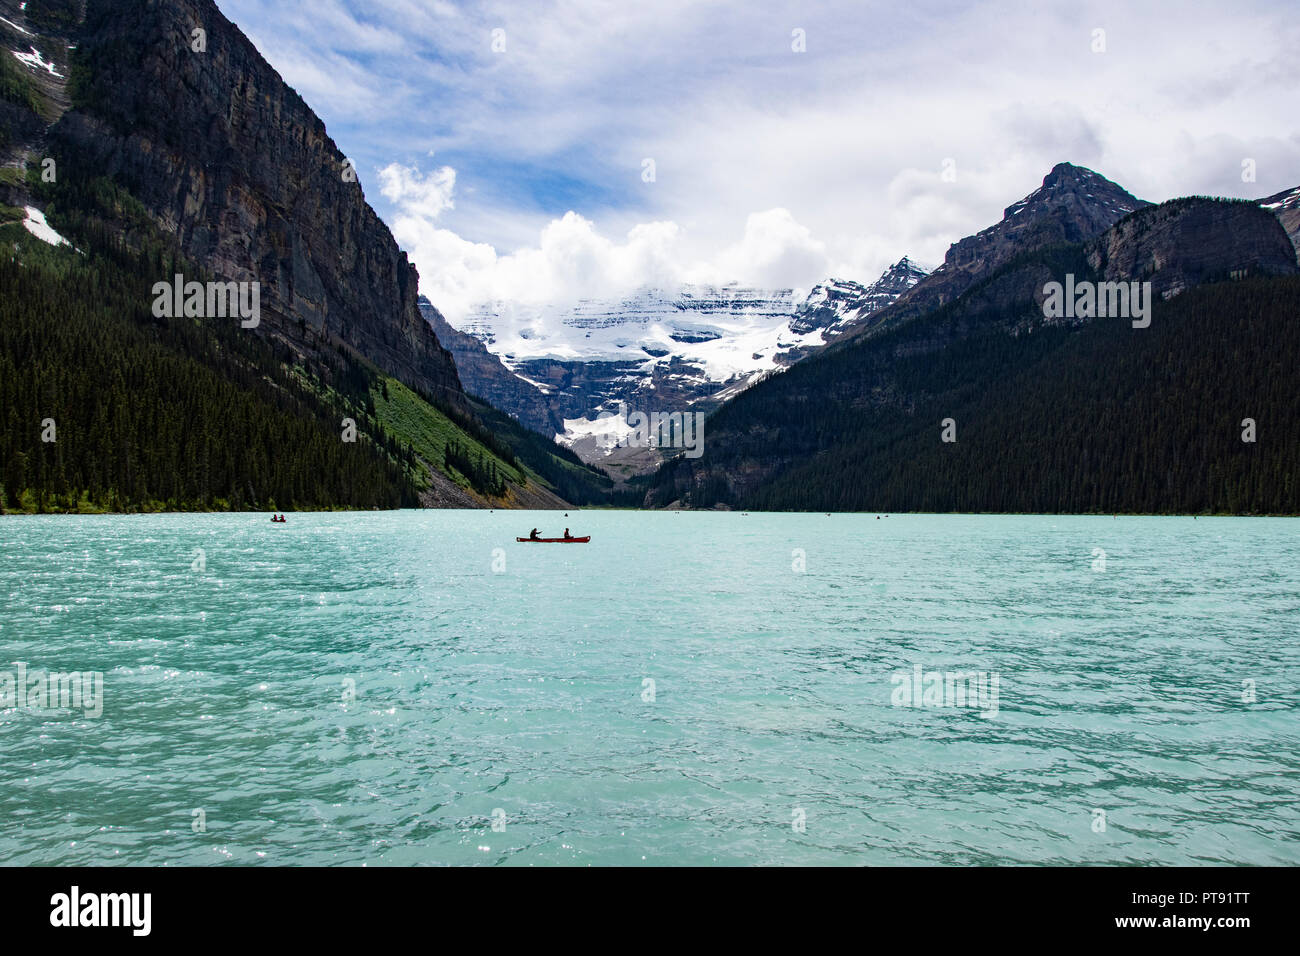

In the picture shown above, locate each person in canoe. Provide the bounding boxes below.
[563,528,572,540]
[529,528,540,540]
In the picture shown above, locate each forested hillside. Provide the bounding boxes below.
[0,169,609,512]
[0,0,618,513]
[0,211,418,511]
[650,273,1300,514]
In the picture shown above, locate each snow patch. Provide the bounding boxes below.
[1,15,32,36]
[22,206,70,247]
[557,409,637,453]
[12,45,60,77]
[459,284,836,384]
[1261,188,1300,211]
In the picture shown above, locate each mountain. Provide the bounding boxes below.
[444,261,929,467]
[419,296,561,436]
[836,163,1150,342]
[445,164,1148,471]
[0,0,604,512]
[738,273,1300,514]
[51,0,462,403]
[455,285,821,424]
[788,259,930,348]
[1259,185,1300,263]
[647,176,1299,514]
[1088,196,1299,298]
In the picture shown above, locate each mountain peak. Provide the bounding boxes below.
[886,255,930,278]
[45,0,464,404]
[791,258,928,337]
[1045,160,1097,181]
[1001,162,1141,223]
[829,164,1150,343]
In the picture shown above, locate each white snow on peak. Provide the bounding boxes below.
[457,284,832,384]
[1261,186,1300,210]
[22,206,70,247]
[12,45,60,77]
[460,265,926,454]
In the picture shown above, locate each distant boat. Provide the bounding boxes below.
[516,536,590,543]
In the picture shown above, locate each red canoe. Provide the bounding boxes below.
[516,536,590,543]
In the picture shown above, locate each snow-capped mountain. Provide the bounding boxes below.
[435,260,928,464]
[457,284,814,382]
[791,258,928,335]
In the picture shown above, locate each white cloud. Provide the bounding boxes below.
[382,164,841,320]
[214,0,1300,318]
[713,209,828,292]
[379,162,457,221]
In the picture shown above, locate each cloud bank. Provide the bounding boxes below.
[216,0,1300,321]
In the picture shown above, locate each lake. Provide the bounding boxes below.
[1,511,1296,865]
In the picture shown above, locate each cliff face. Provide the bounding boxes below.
[419,297,561,436]
[840,163,1150,341]
[51,0,463,402]
[1258,186,1300,264]
[1087,198,1298,297]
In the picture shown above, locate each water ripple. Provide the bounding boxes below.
[0,511,1296,865]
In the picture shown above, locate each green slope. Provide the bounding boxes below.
[371,376,522,498]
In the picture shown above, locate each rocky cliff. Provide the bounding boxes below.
[1086,197,1298,298]
[50,0,463,402]
[840,163,1150,341]
[419,296,560,435]
[1259,186,1300,264]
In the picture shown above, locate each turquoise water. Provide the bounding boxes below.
[1,511,1296,866]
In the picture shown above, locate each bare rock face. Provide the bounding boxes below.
[51,0,463,402]
[1258,186,1300,264]
[1087,198,1299,297]
[842,163,1150,340]
[792,259,929,337]
[419,297,561,436]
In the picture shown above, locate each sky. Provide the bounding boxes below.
[214,0,1300,322]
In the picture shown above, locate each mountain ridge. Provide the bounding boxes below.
[832,163,1151,345]
[440,259,930,459]
[47,0,464,403]
[0,0,614,511]
[645,176,1299,512]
